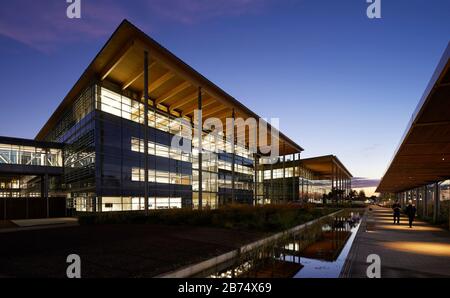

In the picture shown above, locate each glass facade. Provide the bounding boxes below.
[0,144,62,167]
[43,86,96,211]
[258,161,336,204]
[399,179,450,228]
[93,83,193,211]
[0,140,64,199]
[1,81,349,213]
[90,83,259,211]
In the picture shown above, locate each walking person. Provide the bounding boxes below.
[405,200,417,228]
[392,201,401,224]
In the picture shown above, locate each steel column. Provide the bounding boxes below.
[198,87,203,210]
[423,185,428,218]
[45,173,49,218]
[416,188,420,213]
[282,151,286,203]
[434,182,440,223]
[231,109,236,204]
[331,163,335,198]
[254,154,258,205]
[144,51,149,213]
[270,162,274,203]
[292,154,295,201]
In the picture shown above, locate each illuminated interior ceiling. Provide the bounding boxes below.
[301,155,353,179]
[377,43,450,193]
[35,20,303,156]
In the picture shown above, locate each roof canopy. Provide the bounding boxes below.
[301,155,353,179]
[377,43,450,193]
[36,20,303,156]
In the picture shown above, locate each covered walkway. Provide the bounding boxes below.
[343,206,450,278]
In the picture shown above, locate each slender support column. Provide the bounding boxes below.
[345,178,348,198]
[416,188,420,213]
[349,178,352,197]
[434,182,440,223]
[338,171,341,203]
[292,154,295,201]
[198,87,203,210]
[45,173,49,218]
[301,168,304,203]
[270,162,274,204]
[344,178,346,198]
[231,109,236,204]
[298,153,302,203]
[282,151,286,203]
[343,177,345,199]
[254,154,258,205]
[331,163,335,202]
[144,51,149,213]
[423,185,428,218]
[338,170,341,202]
[332,162,337,202]
[347,179,349,197]
[349,179,351,197]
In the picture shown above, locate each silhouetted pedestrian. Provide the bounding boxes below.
[405,200,417,228]
[392,201,401,224]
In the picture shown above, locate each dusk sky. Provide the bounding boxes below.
[0,0,449,194]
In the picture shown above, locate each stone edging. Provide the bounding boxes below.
[339,208,369,278]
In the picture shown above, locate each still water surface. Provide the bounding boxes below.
[208,210,362,278]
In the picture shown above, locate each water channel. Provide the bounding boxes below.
[207,209,363,278]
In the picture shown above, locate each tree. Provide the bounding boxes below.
[322,193,328,205]
[348,190,358,201]
[358,190,366,200]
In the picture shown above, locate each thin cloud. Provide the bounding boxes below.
[0,0,271,53]
[352,177,381,188]
[0,0,128,53]
[145,0,270,24]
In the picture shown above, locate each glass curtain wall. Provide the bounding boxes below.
[95,84,193,211]
[258,162,333,204]
[42,86,96,211]
[0,144,62,167]
[439,180,450,226]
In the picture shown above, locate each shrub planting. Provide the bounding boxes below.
[78,204,339,232]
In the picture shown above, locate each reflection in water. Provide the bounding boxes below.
[293,212,361,278]
[209,210,362,278]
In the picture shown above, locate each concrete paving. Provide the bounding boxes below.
[11,217,78,227]
[0,218,79,233]
[343,205,450,278]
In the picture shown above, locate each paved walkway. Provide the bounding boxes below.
[0,218,78,233]
[343,205,450,278]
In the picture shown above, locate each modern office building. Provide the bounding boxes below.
[257,155,352,204]
[377,43,450,227]
[0,20,352,219]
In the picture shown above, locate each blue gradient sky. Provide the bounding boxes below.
[0,0,449,192]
